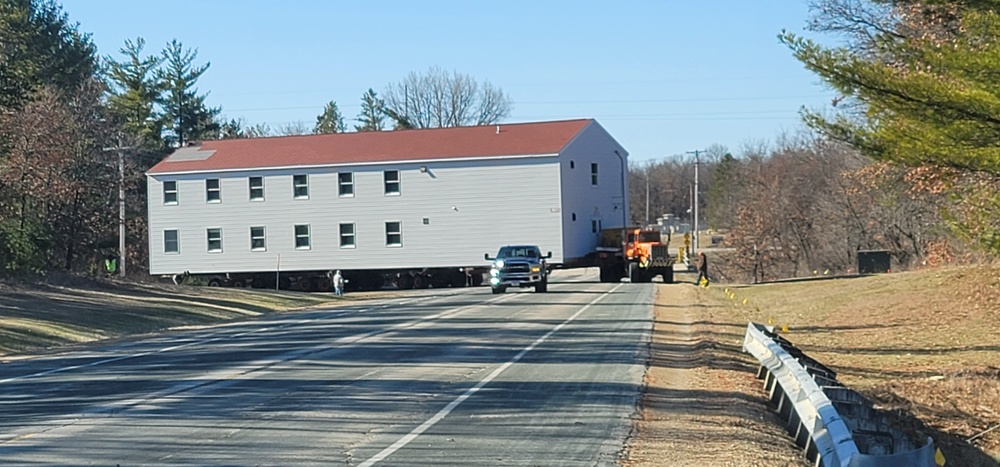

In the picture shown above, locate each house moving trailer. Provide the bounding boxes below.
[146,119,631,291]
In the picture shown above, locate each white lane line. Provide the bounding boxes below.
[358,283,623,467]
[0,293,458,385]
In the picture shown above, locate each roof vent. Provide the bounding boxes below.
[496,125,500,135]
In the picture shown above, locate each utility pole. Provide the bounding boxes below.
[118,141,125,277]
[686,149,702,253]
[103,136,136,278]
[645,170,650,228]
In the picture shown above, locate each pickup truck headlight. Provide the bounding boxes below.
[494,260,505,269]
[490,268,499,276]
[531,266,541,273]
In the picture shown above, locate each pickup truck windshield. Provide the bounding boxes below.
[496,246,539,259]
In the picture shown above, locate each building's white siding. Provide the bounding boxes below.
[148,157,568,275]
[557,121,629,262]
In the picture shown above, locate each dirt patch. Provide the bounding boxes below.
[620,281,805,466]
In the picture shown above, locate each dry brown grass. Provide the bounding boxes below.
[0,274,339,358]
[708,264,1000,466]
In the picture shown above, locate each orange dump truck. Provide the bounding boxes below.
[594,227,674,283]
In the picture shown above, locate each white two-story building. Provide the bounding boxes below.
[146,119,629,289]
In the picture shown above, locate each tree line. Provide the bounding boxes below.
[0,0,512,277]
[631,0,1000,282]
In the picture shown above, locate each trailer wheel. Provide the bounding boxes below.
[232,279,246,288]
[315,277,332,292]
[396,273,414,290]
[413,274,429,289]
[430,274,449,289]
[207,278,223,287]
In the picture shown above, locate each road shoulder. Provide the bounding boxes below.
[619,282,805,466]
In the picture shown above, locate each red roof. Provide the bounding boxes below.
[147,119,594,175]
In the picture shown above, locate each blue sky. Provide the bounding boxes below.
[63,1,836,164]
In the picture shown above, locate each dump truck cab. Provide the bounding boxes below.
[596,227,674,283]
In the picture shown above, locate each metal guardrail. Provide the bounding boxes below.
[742,322,937,467]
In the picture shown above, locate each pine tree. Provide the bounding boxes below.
[314,101,347,134]
[784,3,1000,175]
[105,37,164,149]
[158,39,219,146]
[355,88,385,132]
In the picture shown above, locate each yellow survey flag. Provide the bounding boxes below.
[935,448,946,466]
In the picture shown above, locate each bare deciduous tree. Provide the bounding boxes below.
[382,66,512,129]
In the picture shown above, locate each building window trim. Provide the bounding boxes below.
[250,226,267,251]
[385,221,402,247]
[383,170,400,196]
[249,176,265,201]
[293,174,309,199]
[206,178,222,203]
[294,224,311,250]
[339,222,356,248]
[338,172,355,197]
[164,229,179,254]
[207,228,223,253]
[163,181,178,205]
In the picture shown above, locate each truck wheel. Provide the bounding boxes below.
[599,267,612,283]
[491,285,506,294]
[663,268,674,284]
[471,273,484,287]
[535,277,548,293]
[628,263,640,283]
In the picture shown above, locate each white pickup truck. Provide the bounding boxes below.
[484,245,552,294]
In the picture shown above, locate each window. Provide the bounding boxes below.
[294,224,311,249]
[164,229,179,253]
[249,177,264,201]
[384,170,400,195]
[206,179,221,203]
[385,221,402,247]
[570,161,575,169]
[250,226,266,251]
[207,228,223,252]
[592,219,602,234]
[163,181,178,205]
[591,163,599,186]
[339,223,355,248]
[338,172,354,197]
[293,174,309,199]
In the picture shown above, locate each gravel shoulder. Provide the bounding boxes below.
[619,280,805,466]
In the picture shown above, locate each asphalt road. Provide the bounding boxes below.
[0,269,653,466]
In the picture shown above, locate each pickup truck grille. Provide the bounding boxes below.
[503,263,531,273]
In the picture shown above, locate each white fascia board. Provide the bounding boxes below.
[145,152,560,177]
